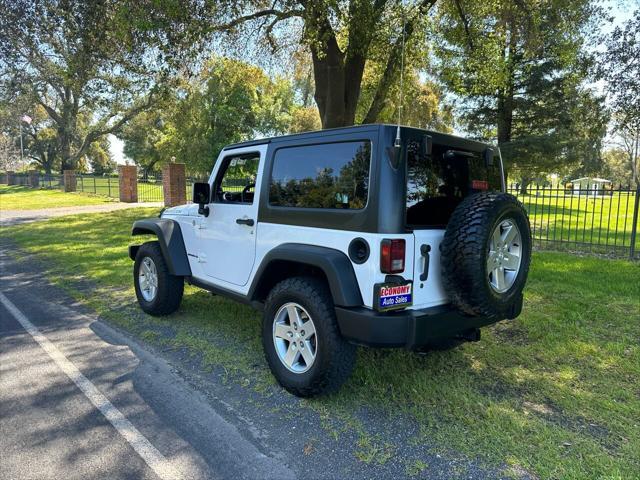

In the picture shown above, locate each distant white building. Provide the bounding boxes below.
[569,177,612,196]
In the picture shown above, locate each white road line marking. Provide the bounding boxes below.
[0,291,183,480]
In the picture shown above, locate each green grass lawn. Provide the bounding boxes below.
[0,184,113,210]
[512,190,640,253]
[2,208,639,479]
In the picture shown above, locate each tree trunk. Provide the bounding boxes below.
[307,1,433,129]
[45,143,56,175]
[143,161,159,177]
[312,47,371,128]
[343,52,366,126]
[58,123,74,171]
[519,176,531,195]
[312,44,347,128]
[497,93,514,145]
[40,152,52,175]
[633,128,639,187]
[60,142,71,171]
[497,20,516,146]
[58,89,81,170]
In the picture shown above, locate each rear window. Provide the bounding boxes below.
[269,141,371,209]
[406,140,499,227]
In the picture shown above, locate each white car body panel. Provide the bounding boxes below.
[164,142,450,310]
[193,144,268,286]
[410,230,448,308]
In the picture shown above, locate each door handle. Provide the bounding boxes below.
[420,244,431,281]
[236,218,255,226]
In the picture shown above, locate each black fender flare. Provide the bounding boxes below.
[248,243,363,307]
[129,218,192,276]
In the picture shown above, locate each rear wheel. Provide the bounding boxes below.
[262,277,356,397]
[134,241,184,316]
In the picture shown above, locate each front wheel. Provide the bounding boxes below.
[134,241,184,316]
[262,277,356,397]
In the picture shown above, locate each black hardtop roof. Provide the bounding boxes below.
[223,124,494,152]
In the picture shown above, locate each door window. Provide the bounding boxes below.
[269,141,371,209]
[213,153,260,204]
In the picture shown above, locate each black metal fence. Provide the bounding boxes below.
[507,184,640,259]
[3,172,638,259]
[39,174,64,189]
[77,175,119,198]
[2,171,206,203]
[2,173,31,186]
[138,173,163,203]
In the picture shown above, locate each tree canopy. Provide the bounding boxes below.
[0,0,165,170]
[121,57,296,175]
[434,0,608,186]
[179,0,441,129]
[0,0,628,184]
[601,9,639,186]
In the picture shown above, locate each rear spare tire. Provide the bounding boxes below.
[440,192,531,319]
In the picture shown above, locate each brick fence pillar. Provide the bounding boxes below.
[63,170,76,192]
[162,163,186,207]
[29,170,40,188]
[6,171,16,185]
[118,165,138,203]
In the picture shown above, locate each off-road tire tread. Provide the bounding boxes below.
[440,192,531,318]
[134,241,184,316]
[263,276,356,397]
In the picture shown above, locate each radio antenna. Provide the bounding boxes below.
[395,1,407,148]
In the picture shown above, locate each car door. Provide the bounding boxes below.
[197,145,266,287]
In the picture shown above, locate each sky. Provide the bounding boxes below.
[109,135,127,165]
[108,0,636,165]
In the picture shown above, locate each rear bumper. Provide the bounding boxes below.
[335,304,499,349]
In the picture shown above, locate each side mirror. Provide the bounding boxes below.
[192,182,210,217]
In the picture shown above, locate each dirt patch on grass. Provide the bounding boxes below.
[490,321,530,346]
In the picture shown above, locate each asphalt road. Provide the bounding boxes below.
[0,232,517,480]
[0,247,294,480]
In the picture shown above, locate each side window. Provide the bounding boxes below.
[269,141,371,209]
[213,153,260,204]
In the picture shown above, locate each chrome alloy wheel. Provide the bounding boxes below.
[273,302,318,373]
[487,219,522,293]
[138,257,158,302]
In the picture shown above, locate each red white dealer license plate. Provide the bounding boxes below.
[374,281,413,311]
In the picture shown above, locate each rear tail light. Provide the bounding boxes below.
[380,239,406,274]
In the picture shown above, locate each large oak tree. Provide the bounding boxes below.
[198,0,439,128]
[0,0,166,171]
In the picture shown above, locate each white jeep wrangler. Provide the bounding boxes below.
[129,124,531,397]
